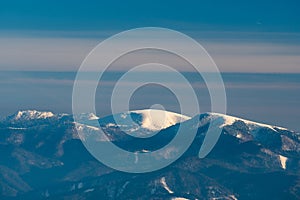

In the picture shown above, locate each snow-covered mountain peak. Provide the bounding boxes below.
[130,109,191,131]
[88,113,99,120]
[206,112,287,131]
[11,110,55,121]
[74,113,99,122]
[97,109,191,138]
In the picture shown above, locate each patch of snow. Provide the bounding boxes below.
[106,123,117,128]
[35,141,44,148]
[74,122,110,142]
[220,115,236,127]
[84,188,94,193]
[7,127,27,130]
[230,195,238,200]
[120,113,127,119]
[211,195,238,200]
[57,113,69,118]
[77,182,83,189]
[274,126,288,131]
[74,113,99,123]
[87,113,99,120]
[160,177,174,194]
[281,135,299,152]
[236,133,243,139]
[171,198,189,200]
[122,181,129,190]
[85,125,100,131]
[118,181,130,195]
[261,148,274,156]
[127,127,140,132]
[279,155,288,169]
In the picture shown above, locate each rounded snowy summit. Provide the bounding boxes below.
[98,109,191,138]
[130,109,191,131]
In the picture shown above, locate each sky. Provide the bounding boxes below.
[1,71,300,131]
[0,0,300,131]
[1,0,299,32]
[0,0,299,72]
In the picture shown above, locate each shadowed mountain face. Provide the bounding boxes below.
[0,110,299,200]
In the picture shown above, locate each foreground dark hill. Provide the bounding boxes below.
[0,110,299,199]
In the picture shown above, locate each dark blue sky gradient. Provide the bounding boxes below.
[1,0,299,32]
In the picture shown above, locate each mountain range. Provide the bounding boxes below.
[0,109,299,199]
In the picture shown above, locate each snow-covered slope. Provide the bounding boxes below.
[98,109,191,137]
[176,112,299,171]
[186,112,298,146]
[128,109,191,131]
[206,112,287,131]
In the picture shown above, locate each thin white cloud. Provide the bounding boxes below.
[0,37,98,71]
[0,31,299,73]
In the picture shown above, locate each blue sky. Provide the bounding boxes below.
[1,0,299,32]
[0,0,299,72]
